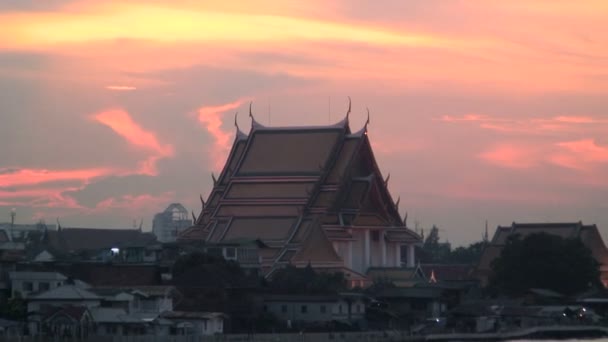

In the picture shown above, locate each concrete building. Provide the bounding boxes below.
[152,204,192,243]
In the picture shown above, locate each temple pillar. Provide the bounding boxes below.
[395,244,401,267]
[364,229,371,271]
[407,244,415,268]
[348,240,353,269]
[381,234,387,266]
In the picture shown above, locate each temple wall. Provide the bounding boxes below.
[370,232,383,267]
[351,230,365,274]
[386,242,396,267]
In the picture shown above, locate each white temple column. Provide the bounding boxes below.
[407,244,415,268]
[381,234,387,266]
[395,244,401,267]
[364,229,371,270]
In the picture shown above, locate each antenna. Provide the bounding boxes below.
[10,208,16,226]
[328,96,331,123]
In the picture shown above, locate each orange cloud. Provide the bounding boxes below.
[93,109,174,175]
[105,85,137,91]
[196,99,246,171]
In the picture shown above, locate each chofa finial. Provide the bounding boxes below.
[346,96,351,120]
[211,173,217,185]
[200,195,205,209]
[234,112,239,129]
[249,101,254,118]
[395,196,400,209]
[384,173,390,186]
[191,211,197,222]
[366,107,370,126]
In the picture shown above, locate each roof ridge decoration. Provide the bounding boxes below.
[349,107,371,137]
[234,112,248,140]
[249,101,265,130]
[211,173,217,186]
[345,96,351,123]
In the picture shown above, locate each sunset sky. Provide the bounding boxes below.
[1,0,608,245]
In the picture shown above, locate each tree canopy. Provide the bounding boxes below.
[418,225,485,264]
[489,233,601,296]
[172,251,251,288]
[268,264,347,294]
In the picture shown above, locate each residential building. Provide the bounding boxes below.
[261,293,367,325]
[180,108,421,286]
[9,271,67,298]
[160,311,226,336]
[40,227,159,263]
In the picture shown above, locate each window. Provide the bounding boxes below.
[281,305,287,313]
[39,282,50,292]
[320,305,326,314]
[301,305,308,314]
[371,231,380,241]
[224,247,237,260]
[23,282,33,291]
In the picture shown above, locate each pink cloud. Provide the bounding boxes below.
[93,108,174,175]
[478,143,541,169]
[440,114,608,135]
[553,116,599,124]
[105,85,137,91]
[552,139,608,168]
[0,168,112,188]
[93,192,175,215]
[196,99,247,171]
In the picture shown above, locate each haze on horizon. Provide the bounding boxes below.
[1,0,607,246]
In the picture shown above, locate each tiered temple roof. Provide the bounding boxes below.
[180,102,420,274]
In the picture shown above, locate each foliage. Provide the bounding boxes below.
[172,251,250,288]
[365,276,396,295]
[449,241,486,264]
[418,225,485,264]
[268,264,347,294]
[489,233,600,296]
[420,225,452,263]
[0,292,26,320]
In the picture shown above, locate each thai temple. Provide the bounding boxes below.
[180,102,421,286]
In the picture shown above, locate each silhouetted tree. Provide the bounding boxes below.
[419,225,452,263]
[449,241,486,264]
[268,264,347,294]
[489,233,600,296]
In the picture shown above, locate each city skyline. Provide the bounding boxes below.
[1,1,607,246]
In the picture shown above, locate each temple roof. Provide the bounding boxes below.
[182,106,420,270]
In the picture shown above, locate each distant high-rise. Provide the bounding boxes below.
[152,203,192,243]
